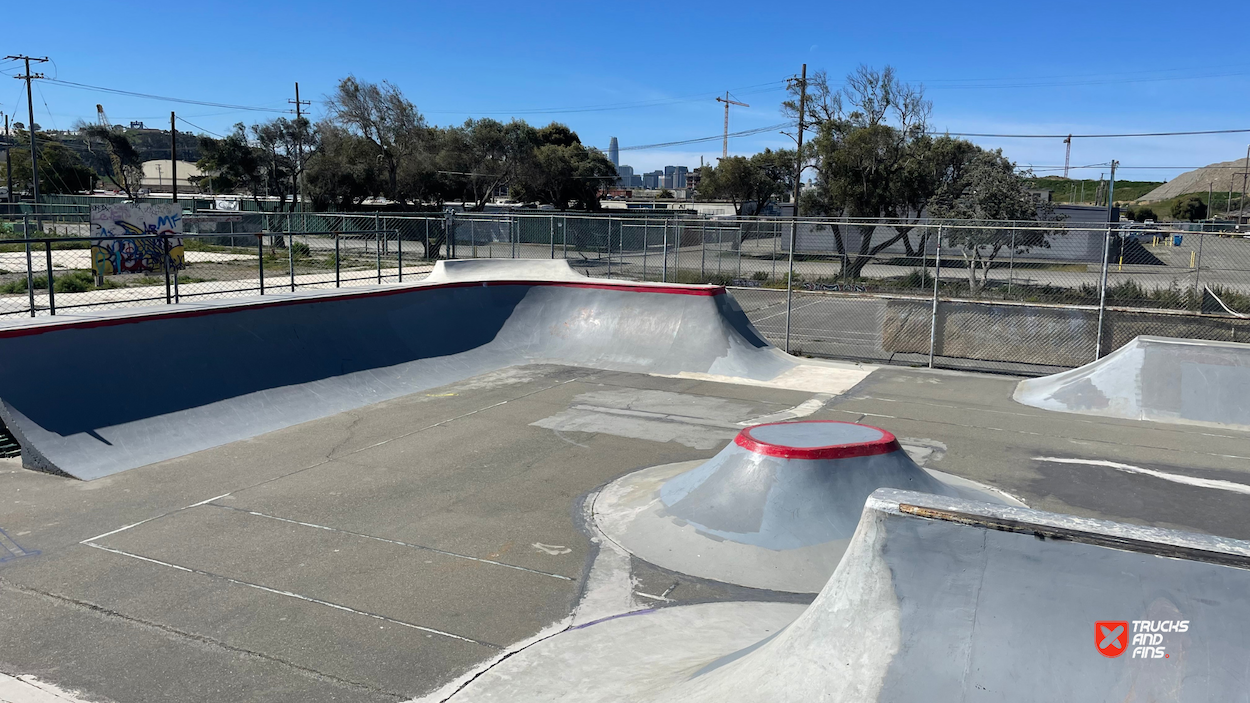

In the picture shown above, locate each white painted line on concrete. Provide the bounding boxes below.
[82,542,495,647]
[738,393,833,426]
[79,493,233,544]
[0,673,94,703]
[210,504,573,581]
[1034,457,1250,495]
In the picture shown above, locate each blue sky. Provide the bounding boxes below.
[4,0,1249,183]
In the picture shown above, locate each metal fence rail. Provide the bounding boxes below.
[4,210,1249,376]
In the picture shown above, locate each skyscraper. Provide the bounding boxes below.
[608,137,619,167]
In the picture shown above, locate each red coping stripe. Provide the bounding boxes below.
[0,279,726,340]
[734,420,901,460]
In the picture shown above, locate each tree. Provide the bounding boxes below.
[326,76,427,205]
[1,130,96,195]
[695,149,794,216]
[82,125,143,198]
[1170,196,1207,222]
[512,129,616,211]
[440,118,539,211]
[796,65,944,278]
[1126,206,1157,223]
[302,125,384,211]
[250,117,317,212]
[928,149,1059,294]
[196,124,265,204]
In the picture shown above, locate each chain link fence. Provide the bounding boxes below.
[4,208,1249,376]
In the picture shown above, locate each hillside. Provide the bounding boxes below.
[1026,176,1164,205]
[1137,158,1250,202]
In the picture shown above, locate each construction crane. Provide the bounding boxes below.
[96,104,110,129]
[716,92,749,160]
[1063,134,1072,179]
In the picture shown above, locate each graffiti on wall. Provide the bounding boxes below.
[90,203,186,276]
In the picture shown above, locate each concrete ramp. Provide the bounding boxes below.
[423,258,588,283]
[0,263,872,480]
[593,421,1018,592]
[445,488,1250,702]
[1014,335,1250,430]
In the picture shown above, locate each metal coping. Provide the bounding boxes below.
[898,504,1250,571]
[734,420,901,460]
[0,279,727,340]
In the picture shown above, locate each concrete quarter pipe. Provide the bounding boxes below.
[0,260,872,480]
[1014,335,1250,430]
[446,488,1250,702]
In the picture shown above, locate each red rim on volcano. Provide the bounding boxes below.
[734,420,901,460]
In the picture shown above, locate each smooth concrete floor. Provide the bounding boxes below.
[2,363,1249,702]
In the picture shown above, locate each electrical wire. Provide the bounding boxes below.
[175,116,225,139]
[930,128,1250,139]
[614,122,795,152]
[40,78,290,114]
[417,80,788,116]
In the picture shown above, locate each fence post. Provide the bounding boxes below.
[1094,223,1113,359]
[23,215,35,317]
[772,221,778,280]
[398,227,404,282]
[448,211,456,259]
[257,233,265,295]
[511,216,518,259]
[549,217,555,259]
[700,218,706,280]
[737,227,743,278]
[642,222,648,280]
[1193,228,1205,292]
[562,215,567,260]
[607,216,612,279]
[663,220,669,282]
[44,237,56,315]
[158,234,171,305]
[1007,225,1016,296]
[288,222,296,292]
[335,232,341,288]
[785,220,797,353]
[928,226,944,369]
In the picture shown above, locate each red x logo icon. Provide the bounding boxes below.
[1096,621,1129,658]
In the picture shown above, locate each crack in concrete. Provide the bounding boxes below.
[0,577,409,701]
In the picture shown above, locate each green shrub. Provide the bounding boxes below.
[290,241,311,259]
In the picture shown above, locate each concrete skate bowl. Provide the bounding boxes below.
[1014,335,1250,431]
[593,420,1020,593]
[445,488,1250,703]
[0,260,872,481]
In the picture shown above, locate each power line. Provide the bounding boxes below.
[176,116,225,138]
[416,81,788,116]
[916,67,1250,90]
[614,122,794,152]
[40,78,290,114]
[931,128,1250,139]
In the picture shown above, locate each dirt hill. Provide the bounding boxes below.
[1139,157,1250,202]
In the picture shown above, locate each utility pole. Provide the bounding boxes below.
[715,92,749,160]
[4,115,11,204]
[1094,159,1118,359]
[289,82,311,214]
[5,55,49,208]
[784,65,807,354]
[1240,144,1250,226]
[170,112,178,203]
[1063,135,1072,179]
